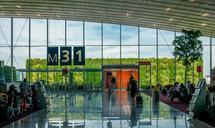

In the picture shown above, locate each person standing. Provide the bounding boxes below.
[19,78,29,111]
[129,76,138,104]
[109,76,116,97]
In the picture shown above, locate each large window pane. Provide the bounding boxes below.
[85,22,101,45]
[140,27,156,45]
[0,18,11,46]
[176,32,182,36]
[31,19,47,46]
[140,46,156,86]
[85,46,101,68]
[13,18,29,46]
[213,38,215,45]
[31,47,46,59]
[122,25,138,45]
[121,46,138,64]
[158,46,174,85]
[0,47,11,66]
[103,24,120,45]
[158,30,174,45]
[67,21,83,45]
[103,46,120,64]
[200,36,210,45]
[30,47,47,83]
[13,47,29,69]
[213,38,215,84]
[203,46,210,84]
[85,46,102,89]
[13,46,28,82]
[49,20,65,46]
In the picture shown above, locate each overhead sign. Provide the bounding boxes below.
[60,47,72,65]
[74,47,85,65]
[47,47,58,65]
[139,61,151,65]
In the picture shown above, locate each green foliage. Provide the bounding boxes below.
[172,29,203,83]
[27,58,203,87]
[0,66,16,82]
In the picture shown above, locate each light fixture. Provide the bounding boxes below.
[153,24,157,27]
[169,17,174,21]
[166,7,171,11]
[17,13,21,16]
[57,15,60,18]
[16,5,22,9]
[202,13,209,17]
[126,12,129,16]
[201,23,207,26]
[37,13,40,16]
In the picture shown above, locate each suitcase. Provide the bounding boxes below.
[136,95,143,105]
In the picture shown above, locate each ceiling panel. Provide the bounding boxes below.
[0,0,214,36]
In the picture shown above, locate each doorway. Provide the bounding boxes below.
[102,64,139,90]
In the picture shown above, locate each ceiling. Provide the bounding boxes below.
[0,0,215,37]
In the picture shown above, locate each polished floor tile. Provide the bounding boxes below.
[3,91,213,128]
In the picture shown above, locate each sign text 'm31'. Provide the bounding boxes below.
[47,47,85,66]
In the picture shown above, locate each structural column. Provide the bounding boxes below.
[210,36,212,85]
[11,17,13,83]
[156,28,158,84]
[46,19,49,85]
[174,31,177,83]
[29,18,31,84]
[138,26,140,88]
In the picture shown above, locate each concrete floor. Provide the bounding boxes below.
[3,91,213,128]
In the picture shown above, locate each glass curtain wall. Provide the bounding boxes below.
[13,18,29,82]
[0,18,12,82]
[0,17,213,87]
[158,30,175,85]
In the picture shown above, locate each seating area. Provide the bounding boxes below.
[0,81,47,126]
[161,82,195,103]
[145,81,215,127]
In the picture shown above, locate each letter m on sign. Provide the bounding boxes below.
[47,47,58,65]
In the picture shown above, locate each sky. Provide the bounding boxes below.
[0,18,215,77]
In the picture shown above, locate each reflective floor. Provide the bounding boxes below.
[4,91,213,128]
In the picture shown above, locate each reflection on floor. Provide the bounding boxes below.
[3,91,213,128]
